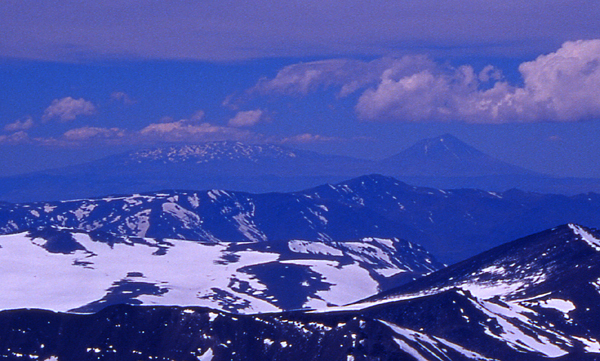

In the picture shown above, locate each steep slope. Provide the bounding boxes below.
[0,227,441,314]
[1,174,600,263]
[340,224,600,360]
[4,225,600,360]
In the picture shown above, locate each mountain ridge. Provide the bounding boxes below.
[2,174,600,264]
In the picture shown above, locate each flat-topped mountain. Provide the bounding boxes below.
[0,141,372,202]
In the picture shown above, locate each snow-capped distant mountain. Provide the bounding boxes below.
[0,227,440,314]
[2,174,600,264]
[4,224,600,360]
[0,141,373,202]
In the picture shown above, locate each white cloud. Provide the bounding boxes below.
[516,39,600,121]
[228,109,265,127]
[62,127,126,141]
[357,39,600,122]
[23,109,258,146]
[0,131,30,144]
[251,57,426,97]
[4,117,34,132]
[42,97,96,122]
[253,59,355,95]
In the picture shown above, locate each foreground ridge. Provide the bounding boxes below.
[3,225,600,360]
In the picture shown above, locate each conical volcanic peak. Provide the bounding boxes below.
[407,133,484,158]
[381,134,536,177]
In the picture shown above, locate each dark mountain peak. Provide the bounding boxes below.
[335,174,410,189]
[302,174,415,203]
[381,134,536,177]
[363,223,600,305]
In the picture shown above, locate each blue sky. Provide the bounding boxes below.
[1,1,600,177]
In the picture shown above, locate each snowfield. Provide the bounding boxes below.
[0,228,438,314]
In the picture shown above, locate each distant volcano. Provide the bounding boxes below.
[380,134,537,177]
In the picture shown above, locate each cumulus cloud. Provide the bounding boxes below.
[515,39,600,121]
[357,39,600,122]
[228,109,265,127]
[26,106,259,147]
[42,97,96,122]
[253,39,600,123]
[251,58,420,97]
[253,59,357,95]
[110,91,136,105]
[4,117,34,132]
[355,64,480,121]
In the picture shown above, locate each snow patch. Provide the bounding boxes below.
[382,320,496,361]
[288,240,343,257]
[197,348,213,361]
[537,299,576,314]
[572,336,600,353]
[569,224,600,251]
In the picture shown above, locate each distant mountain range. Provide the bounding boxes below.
[3,174,600,263]
[1,134,600,202]
[3,224,600,360]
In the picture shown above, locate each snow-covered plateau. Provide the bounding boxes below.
[0,227,439,314]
